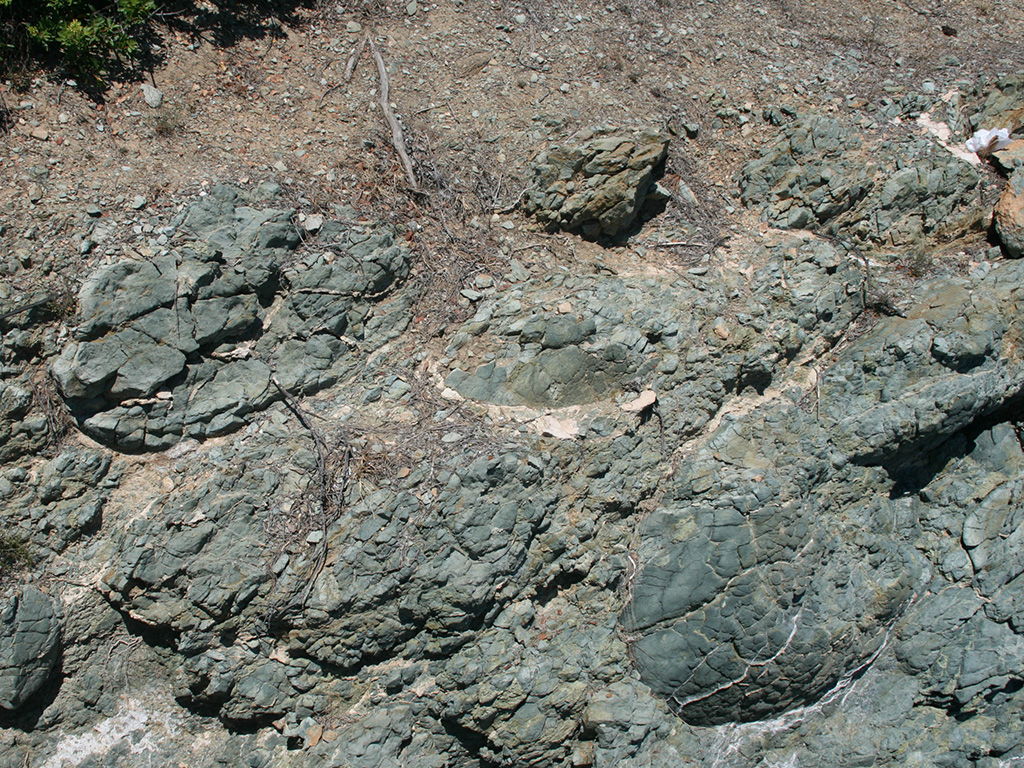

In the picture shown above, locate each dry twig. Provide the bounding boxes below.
[267,377,353,619]
[369,37,418,191]
[344,36,367,82]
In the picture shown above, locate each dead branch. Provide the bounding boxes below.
[0,295,53,324]
[268,377,353,618]
[344,36,367,82]
[369,37,419,190]
[317,37,367,110]
[317,82,345,110]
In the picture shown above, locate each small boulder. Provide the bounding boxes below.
[522,128,670,240]
[0,587,62,711]
[140,83,164,109]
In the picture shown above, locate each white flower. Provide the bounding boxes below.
[965,127,1013,154]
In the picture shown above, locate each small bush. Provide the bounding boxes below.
[0,531,33,577]
[152,103,184,136]
[0,0,155,77]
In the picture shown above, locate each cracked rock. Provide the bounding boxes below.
[0,587,62,711]
[522,128,670,239]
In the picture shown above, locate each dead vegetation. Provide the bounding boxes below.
[346,369,504,488]
[0,531,33,579]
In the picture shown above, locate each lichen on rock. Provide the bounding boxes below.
[522,128,670,240]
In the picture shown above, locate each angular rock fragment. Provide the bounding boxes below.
[995,168,1024,257]
[522,128,670,239]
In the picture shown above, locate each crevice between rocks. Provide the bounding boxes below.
[878,391,1024,498]
[441,718,504,768]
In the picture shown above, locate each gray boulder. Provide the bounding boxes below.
[0,586,62,711]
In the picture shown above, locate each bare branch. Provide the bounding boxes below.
[369,37,419,191]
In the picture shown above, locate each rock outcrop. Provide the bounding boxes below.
[4,79,1024,768]
[522,129,670,240]
[739,114,984,247]
[625,258,1024,726]
[51,185,411,450]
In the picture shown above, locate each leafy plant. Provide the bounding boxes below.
[152,103,184,136]
[0,0,155,77]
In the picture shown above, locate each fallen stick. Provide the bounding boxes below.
[0,295,53,324]
[369,37,419,190]
[317,81,345,110]
[344,35,367,82]
[317,37,368,110]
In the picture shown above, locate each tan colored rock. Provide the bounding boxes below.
[620,389,657,413]
[995,169,1024,258]
[990,138,1024,175]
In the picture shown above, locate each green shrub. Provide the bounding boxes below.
[1,0,155,77]
[0,531,33,577]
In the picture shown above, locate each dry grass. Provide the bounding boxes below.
[33,371,76,451]
[345,369,503,488]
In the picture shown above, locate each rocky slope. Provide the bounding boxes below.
[3,3,1024,767]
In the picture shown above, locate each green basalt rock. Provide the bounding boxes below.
[0,587,62,711]
[523,128,670,240]
[51,188,411,451]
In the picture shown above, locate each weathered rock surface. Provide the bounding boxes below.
[5,82,1024,768]
[522,129,670,239]
[739,113,985,248]
[969,73,1024,134]
[624,401,921,726]
[996,168,1024,257]
[0,587,61,711]
[0,379,48,463]
[51,185,411,450]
